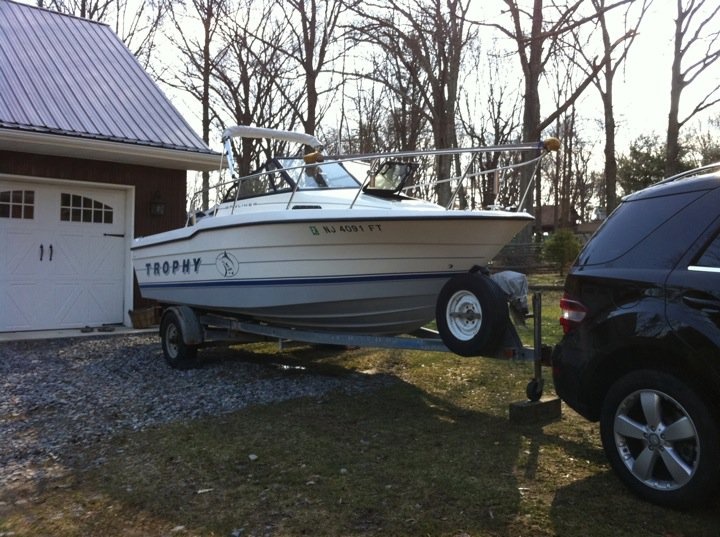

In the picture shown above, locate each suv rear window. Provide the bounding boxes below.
[577,190,706,266]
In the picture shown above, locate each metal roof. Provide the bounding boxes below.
[0,0,218,168]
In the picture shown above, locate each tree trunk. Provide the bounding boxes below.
[202,11,212,211]
[522,0,543,240]
[665,5,684,178]
[603,91,617,212]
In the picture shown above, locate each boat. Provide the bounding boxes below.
[131,126,558,355]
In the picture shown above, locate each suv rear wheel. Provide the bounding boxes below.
[600,369,720,508]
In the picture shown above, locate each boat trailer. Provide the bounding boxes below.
[157,281,557,418]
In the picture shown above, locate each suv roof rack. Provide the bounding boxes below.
[656,161,720,185]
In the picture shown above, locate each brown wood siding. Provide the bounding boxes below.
[0,150,188,309]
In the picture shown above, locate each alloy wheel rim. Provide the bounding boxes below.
[613,389,699,491]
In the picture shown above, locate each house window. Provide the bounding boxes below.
[0,190,34,219]
[60,193,113,224]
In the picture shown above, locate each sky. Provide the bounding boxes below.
[465,1,720,156]
[579,1,718,149]
[603,2,677,145]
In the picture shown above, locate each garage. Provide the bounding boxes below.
[0,178,132,331]
[0,1,220,334]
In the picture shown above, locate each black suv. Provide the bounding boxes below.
[552,164,720,508]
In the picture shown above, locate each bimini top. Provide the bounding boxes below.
[222,125,323,150]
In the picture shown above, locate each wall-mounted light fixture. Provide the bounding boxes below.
[149,191,166,217]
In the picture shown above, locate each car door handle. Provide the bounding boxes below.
[683,295,720,313]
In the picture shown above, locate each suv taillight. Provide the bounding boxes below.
[559,294,587,334]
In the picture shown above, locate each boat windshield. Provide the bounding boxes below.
[365,161,417,196]
[275,158,361,189]
[221,158,362,204]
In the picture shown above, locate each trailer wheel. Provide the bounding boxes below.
[160,309,198,369]
[436,273,508,357]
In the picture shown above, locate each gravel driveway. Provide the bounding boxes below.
[0,334,391,490]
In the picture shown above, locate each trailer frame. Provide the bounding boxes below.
[158,291,551,402]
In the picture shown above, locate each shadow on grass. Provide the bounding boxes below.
[4,343,720,537]
[550,472,720,537]
[90,381,527,536]
[196,341,374,376]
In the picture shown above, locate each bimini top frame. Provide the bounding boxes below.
[208,125,560,215]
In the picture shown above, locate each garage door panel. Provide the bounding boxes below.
[50,233,122,278]
[50,233,88,278]
[52,281,124,326]
[1,230,44,278]
[52,283,84,327]
[1,283,46,330]
[85,281,126,323]
[81,234,126,274]
[0,181,129,332]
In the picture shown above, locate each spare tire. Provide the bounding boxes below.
[435,272,508,357]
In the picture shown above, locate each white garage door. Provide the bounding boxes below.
[0,179,128,331]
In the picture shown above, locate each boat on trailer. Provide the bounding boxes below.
[131,126,559,361]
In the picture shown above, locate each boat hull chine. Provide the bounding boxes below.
[136,273,449,334]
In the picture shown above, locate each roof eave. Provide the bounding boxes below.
[0,129,222,172]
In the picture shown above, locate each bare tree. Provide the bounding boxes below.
[573,0,649,213]
[42,0,167,68]
[571,138,595,223]
[355,53,431,152]
[560,0,647,215]
[666,0,720,176]
[253,0,353,142]
[334,80,414,153]
[481,0,632,235]
[344,83,389,153]
[349,0,477,206]
[164,0,228,210]
[212,0,299,176]
[545,49,581,230]
[41,0,113,18]
[458,46,523,209]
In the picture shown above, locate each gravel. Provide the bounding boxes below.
[0,334,392,489]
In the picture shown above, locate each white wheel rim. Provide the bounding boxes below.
[445,290,482,341]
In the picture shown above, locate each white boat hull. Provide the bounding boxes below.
[132,210,531,334]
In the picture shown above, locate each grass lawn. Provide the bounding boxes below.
[2,286,719,536]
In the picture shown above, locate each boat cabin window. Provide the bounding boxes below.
[364,160,418,197]
[222,164,289,203]
[275,158,361,189]
[220,158,361,204]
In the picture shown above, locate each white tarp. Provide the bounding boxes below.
[491,270,529,316]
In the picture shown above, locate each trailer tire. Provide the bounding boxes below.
[436,273,508,357]
[160,309,198,369]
